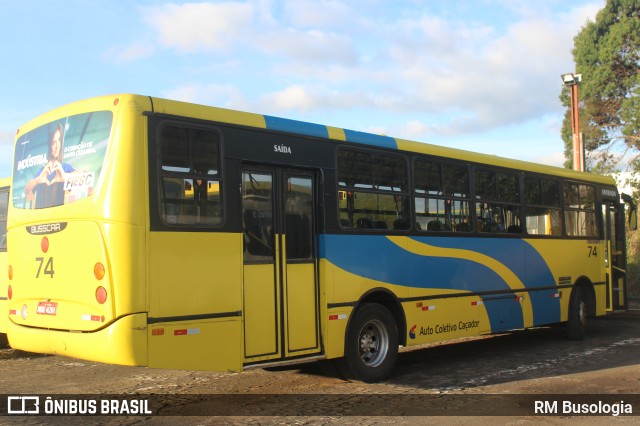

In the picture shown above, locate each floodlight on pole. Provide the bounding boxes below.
[561,72,584,171]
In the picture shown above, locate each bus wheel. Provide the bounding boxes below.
[565,286,587,340]
[336,303,398,383]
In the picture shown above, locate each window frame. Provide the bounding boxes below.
[523,174,563,237]
[413,157,472,233]
[156,120,225,229]
[336,146,410,232]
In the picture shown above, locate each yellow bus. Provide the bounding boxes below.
[6,95,637,382]
[0,177,9,346]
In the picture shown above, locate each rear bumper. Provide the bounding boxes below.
[7,313,148,366]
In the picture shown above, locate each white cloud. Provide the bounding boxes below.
[143,2,254,52]
[107,42,155,63]
[0,130,14,148]
[141,1,603,142]
[260,84,316,111]
[257,28,358,66]
[402,120,432,139]
[282,0,354,29]
[533,151,565,167]
[374,3,602,136]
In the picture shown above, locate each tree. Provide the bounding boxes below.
[561,0,640,178]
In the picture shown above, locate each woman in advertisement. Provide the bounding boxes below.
[24,124,75,208]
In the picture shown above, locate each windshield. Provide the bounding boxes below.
[12,111,112,209]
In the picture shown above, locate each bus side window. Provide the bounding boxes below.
[159,123,223,227]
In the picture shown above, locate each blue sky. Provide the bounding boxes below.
[0,0,604,177]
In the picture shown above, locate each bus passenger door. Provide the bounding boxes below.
[604,202,626,310]
[241,167,320,363]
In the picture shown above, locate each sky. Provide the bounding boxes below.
[0,0,604,178]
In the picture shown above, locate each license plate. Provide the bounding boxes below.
[36,301,58,316]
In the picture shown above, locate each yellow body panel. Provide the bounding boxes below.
[284,262,319,354]
[403,296,493,342]
[7,313,147,366]
[526,238,607,317]
[151,97,267,129]
[148,318,242,372]
[148,231,244,370]
[0,177,9,335]
[148,232,242,318]
[324,306,352,359]
[8,221,114,331]
[243,264,279,359]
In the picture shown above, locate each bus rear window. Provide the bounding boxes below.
[12,111,112,209]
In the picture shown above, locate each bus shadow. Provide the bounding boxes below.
[289,312,640,390]
[387,313,640,390]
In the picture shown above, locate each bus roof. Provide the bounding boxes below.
[17,94,616,187]
[151,95,617,186]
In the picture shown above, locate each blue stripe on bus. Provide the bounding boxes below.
[263,115,397,149]
[264,115,329,139]
[319,234,560,330]
[411,236,559,325]
[343,129,397,149]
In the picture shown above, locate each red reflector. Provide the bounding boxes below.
[41,237,49,253]
[174,329,187,336]
[96,286,107,304]
[329,315,338,320]
[9,310,16,315]
[8,285,12,300]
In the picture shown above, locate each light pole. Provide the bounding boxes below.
[561,72,584,171]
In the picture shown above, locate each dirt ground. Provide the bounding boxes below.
[0,308,639,425]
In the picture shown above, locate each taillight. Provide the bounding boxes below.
[96,287,107,304]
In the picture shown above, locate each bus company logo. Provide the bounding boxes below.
[409,325,417,339]
[27,222,68,235]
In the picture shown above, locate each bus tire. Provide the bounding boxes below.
[565,286,587,340]
[336,303,398,383]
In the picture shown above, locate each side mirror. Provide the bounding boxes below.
[621,193,638,231]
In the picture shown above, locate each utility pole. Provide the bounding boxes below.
[561,73,584,171]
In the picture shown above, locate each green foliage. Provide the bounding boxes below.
[563,1,640,303]
[561,0,640,176]
[626,228,640,301]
